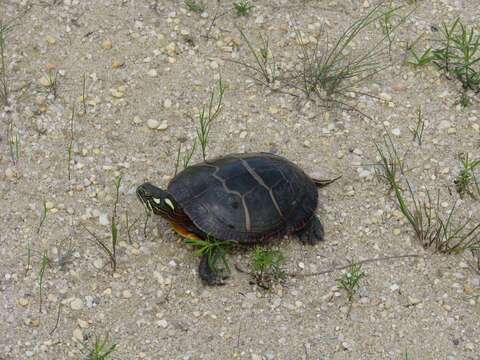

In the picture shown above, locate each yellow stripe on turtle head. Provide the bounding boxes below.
[165,198,175,210]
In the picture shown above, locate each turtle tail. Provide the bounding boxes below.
[311,175,342,188]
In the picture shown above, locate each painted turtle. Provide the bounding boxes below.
[136,152,336,285]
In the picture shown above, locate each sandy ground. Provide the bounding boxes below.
[1,0,480,359]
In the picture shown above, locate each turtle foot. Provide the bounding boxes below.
[199,254,229,286]
[297,216,324,245]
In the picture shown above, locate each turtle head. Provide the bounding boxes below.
[136,182,178,218]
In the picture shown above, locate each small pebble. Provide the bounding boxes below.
[147,69,158,77]
[147,119,160,129]
[101,39,113,49]
[45,201,55,210]
[158,120,169,130]
[38,76,51,87]
[390,284,400,292]
[77,319,89,328]
[391,128,401,136]
[70,298,83,310]
[163,99,172,108]
[18,297,29,306]
[5,167,17,179]
[158,319,168,328]
[112,59,125,69]
[99,213,109,226]
[45,35,57,45]
[110,88,124,98]
[93,259,103,269]
[73,328,84,341]
[122,290,132,299]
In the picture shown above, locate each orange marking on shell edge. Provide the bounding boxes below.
[170,222,201,241]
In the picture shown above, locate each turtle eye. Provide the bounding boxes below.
[153,198,161,204]
[164,198,175,210]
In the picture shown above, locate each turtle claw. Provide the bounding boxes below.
[297,216,324,245]
[199,254,229,286]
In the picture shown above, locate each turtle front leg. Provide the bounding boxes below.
[296,216,324,245]
[199,253,229,286]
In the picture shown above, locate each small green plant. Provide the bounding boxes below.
[292,4,409,115]
[56,236,75,269]
[236,30,277,85]
[85,176,122,272]
[7,120,20,165]
[234,1,254,16]
[43,67,59,98]
[67,104,75,181]
[184,0,205,13]
[394,180,480,253]
[81,73,87,114]
[454,153,480,198]
[174,140,197,176]
[142,205,151,240]
[38,250,50,313]
[37,200,49,234]
[409,106,425,145]
[184,235,235,273]
[407,47,434,66]
[409,18,480,102]
[380,6,402,59]
[374,133,406,191]
[250,247,285,288]
[195,78,224,160]
[0,21,12,106]
[84,334,117,360]
[25,200,49,275]
[124,209,138,244]
[337,263,366,302]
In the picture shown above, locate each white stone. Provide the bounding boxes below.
[73,328,83,341]
[391,128,401,136]
[70,298,83,310]
[99,213,109,226]
[147,119,160,129]
[158,319,168,328]
[147,69,158,77]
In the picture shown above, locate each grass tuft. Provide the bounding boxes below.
[184,235,235,273]
[376,138,480,254]
[236,30,277,86]
[337,263,366,302]
[374,133,406,191]
[250,247,285,288]
[234,1,254,16]
[195,78,224,160]
[7,120,20,165]
[408,18,480,103]
[454,153,480,199]
[409,106,425,146]
[67,104,75,181]
[0,21,15,107]
[236,4,410,117]
[38,250,50,313]
[83,334,117,360]
[85,176,122,272]
[81,73,87,114]
[184,0,205,13]
[43,66,59,98]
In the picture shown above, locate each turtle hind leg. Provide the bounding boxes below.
[296,216,324,245]
[199,253,229,286]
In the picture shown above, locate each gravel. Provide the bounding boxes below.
[1,0,479,359]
